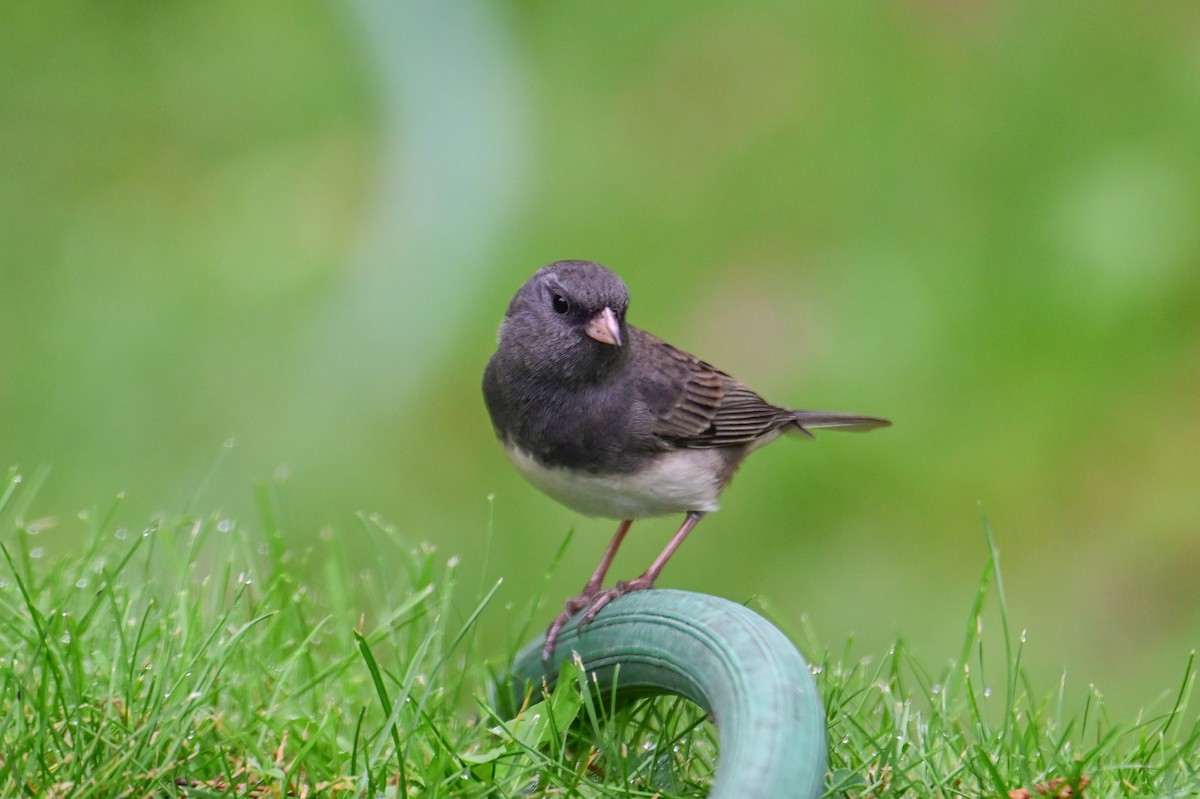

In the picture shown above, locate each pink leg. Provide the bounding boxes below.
[580,518,633,596]
[639,510,705,585]
[542,519,634,661]
[576,511,707,626]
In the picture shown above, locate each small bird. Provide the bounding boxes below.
[482,260,889,660]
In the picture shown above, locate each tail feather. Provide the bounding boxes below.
[789,411,891,434]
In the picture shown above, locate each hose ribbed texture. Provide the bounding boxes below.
[508,589,826,799]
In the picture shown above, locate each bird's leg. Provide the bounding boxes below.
[637,510,706,587]
[577,510,707,625]
[542,519,633,662]
[579,517,634,598]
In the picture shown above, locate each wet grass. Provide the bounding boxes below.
[0,470,1194,797]
[813,516,1199,798]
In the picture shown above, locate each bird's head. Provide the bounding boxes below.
[499,260,631,384]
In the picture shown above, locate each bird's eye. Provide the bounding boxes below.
[551,294,570,314]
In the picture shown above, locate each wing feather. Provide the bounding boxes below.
[631,330,794,449]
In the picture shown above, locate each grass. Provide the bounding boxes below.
[0,468,1196,798]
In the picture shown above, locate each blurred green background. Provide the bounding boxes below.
[4,2,1199,712]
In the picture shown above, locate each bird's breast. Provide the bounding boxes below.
[504,443,723,520]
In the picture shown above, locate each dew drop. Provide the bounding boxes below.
[75,577,89,589]
[30,547,44,559]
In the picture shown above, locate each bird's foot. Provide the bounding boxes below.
[578,575,655,626]
[541,587,603,662]
[541,577,657,662]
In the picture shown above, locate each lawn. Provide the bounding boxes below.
[2,470,1195,798]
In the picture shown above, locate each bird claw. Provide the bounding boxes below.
[541,588,600,662]
[580,576,655,625]
[541,577,657,662]
[577,590,618,626]
[615,575,656,594]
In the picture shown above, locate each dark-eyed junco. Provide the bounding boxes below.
[483,260,890,660]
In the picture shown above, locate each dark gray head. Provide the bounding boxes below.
[496,260,631,384]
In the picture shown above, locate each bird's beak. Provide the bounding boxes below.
[585,306,622,347]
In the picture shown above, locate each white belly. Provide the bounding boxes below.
[506,444,722,519]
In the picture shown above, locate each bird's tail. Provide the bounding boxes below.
[788,411,891,437]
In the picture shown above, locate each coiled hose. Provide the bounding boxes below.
[507,589,827,798]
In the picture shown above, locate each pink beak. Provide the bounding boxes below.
[584,306,622,347]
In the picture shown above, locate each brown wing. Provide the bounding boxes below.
[631,329,795,450]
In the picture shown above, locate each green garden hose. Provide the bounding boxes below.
[508,589,827,799]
